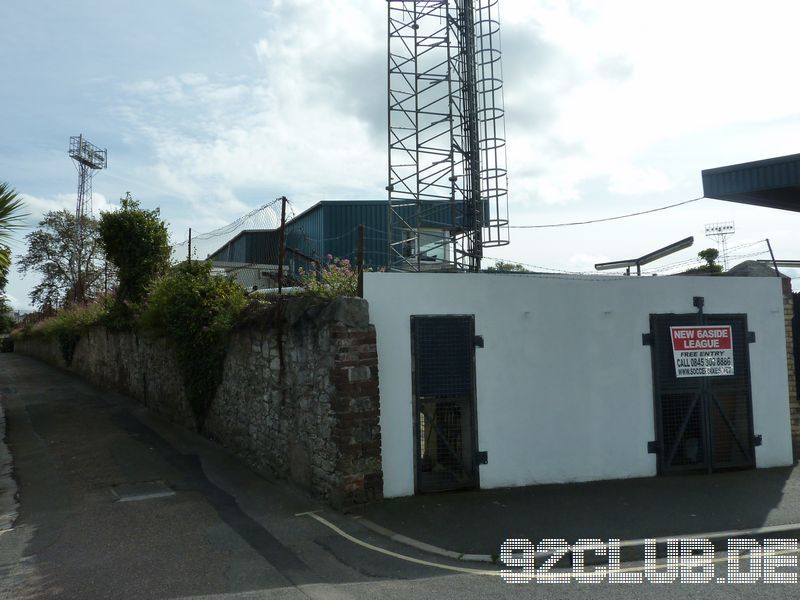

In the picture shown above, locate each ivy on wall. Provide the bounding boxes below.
[140,261,247,429]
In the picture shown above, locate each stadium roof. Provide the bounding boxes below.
[702,153,800,212]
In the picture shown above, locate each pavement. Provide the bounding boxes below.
[3,351,800,599]
[353,457,800,561]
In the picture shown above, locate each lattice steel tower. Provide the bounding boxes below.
[387,0,509,272]
[69,134,107,227]
[704,221,735,270]
[68,134,107,301]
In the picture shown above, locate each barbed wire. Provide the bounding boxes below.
[644,240,768,274]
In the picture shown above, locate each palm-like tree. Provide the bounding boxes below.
[0,182,27,273]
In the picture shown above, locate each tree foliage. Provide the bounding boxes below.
[487,260,530,273]
[683,247,723,274]
[18,210,107,309]
[698,248,719,266]
[0,182,27,267]
[99,194,171,308]
[141,261,247,429]
[0,182,28,320]
[0,244,11,325]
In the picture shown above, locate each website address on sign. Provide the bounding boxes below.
[500,538,799,584]
[677,367,734,376]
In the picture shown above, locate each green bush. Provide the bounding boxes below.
[141,261,246,429]
[0,299,15,335]
[24,302,107,338]
[18,302,107,364]
[99,195,171,328]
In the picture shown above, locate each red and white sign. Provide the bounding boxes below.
[670,325,734,378]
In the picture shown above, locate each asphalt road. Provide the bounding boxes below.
[1,352,800,599]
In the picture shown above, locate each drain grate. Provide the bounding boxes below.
[111,481,175,502]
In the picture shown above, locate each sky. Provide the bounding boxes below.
[2,0,800,310]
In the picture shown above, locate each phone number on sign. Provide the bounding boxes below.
[501,538,799,584]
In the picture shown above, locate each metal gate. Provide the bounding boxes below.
[649,312,756,474]
[411,315,479,493]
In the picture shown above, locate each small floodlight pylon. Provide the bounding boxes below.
[68,134,107,302]
[704,221,735,270]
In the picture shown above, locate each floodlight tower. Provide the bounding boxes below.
[69,135,107,227]
[68,134,107,302]
[704,221,735,270]
[387,0,510,272]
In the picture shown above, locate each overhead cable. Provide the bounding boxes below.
[510,196,705,229]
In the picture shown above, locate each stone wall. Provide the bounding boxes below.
[14,297,383,507]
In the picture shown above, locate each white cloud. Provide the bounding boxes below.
[608,166,672,196]
[4,292,22,311]
[502,0,800,206]
[109,0,800,220]
[19,192,114,227]
[254,39,270,63]
[115,0,387,220]
[568,253,610,272]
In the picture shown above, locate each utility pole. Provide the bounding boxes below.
[277,196,287,294]
[187,228,192,263]
[766,239,780,277]
[357,224,365,298]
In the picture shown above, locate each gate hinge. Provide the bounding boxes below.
[753,434,763,447]
[748,331,756,343]
[647,441,659,454]
[474,335,484,348]
[642,333,653,346]
[476,451,488,465]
